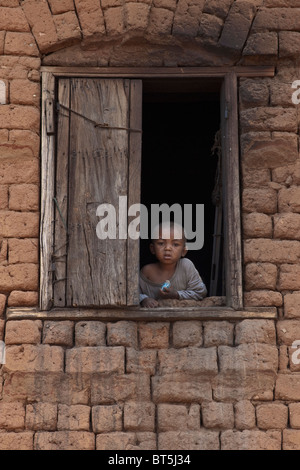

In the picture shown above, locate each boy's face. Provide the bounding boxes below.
[150,227,187,265]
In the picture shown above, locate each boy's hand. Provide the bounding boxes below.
[159,287,180,299]
[141,297,159,308]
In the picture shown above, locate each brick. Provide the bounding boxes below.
[239,79,269,109]
[0,402,25,430]
[125,2,151,30]
[7,290,38,307]
[278,264,300,290]
[235,320,276,344]
[92,405,123,433]
[53,11,81,42]
[96,432,136,450]
[270,81,296,107]
[147,7,174,35]
[275,374,300,400]
[74,0,105,37]
[65,346,124,374]
[4,32,39,56]
[279,31,300,58]
[198,13,223,43]
[157,404,200,432]
[157,347,218,375]
[234,400,256,430]
[172,321,202,347]
[0,263,38,291]
[243,32,278,56]
[4,344,64,372]
[219,1,256,50]
[158,430,219,450]
[139,322,169,349]
[244,263,277,291]
[103,7,125,35]
[243,213,272,238]
[75,321,106,346]
[0,159,39,184]
[152,373,212,403]
[278,186,300,213]
[0,6,30,31]
[126,347,156,374]
[107,321,138,348]
[240,107,297,133]
[202,402,234,429]
[203,321,234,346]
[0,106,40,132]
[272,162,300,186]
[0,431,33,450]
[48,0,75,14]
[284,292,300,318]
[5,320,42,344]
[0,294,6,317]
[257,403,288,430]
[0,210,39,237]
[274,213,300,240]
[43,321,74,347]
[241,134,298,169]
[57,404,90,431]
[124,402,155,432]
[9,183,39,211]
[213,372,275,402]
[91,374,150,405]
[0,56,41,81]
[34,431,95,450]
[172,0,204,37]
[0,184,8,209]
[8,238,38,264]
[22,0,58,53]
[25,403,57,430]
[244,239,300,264]
[219,344,278,375]
[221,430,281,450]
[10,79,40,106]
[277,320,300,346]
[243,290,282,307]
[203,0,233,19]
[283,430,300,450]
[242,188,277,214]
[289,403,300,429]
[253,8,300,32]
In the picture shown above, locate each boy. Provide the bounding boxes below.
[140,222,207,308]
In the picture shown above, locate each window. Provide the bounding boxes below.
[40,68,273,312]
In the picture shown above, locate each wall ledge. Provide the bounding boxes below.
[6,306,278,322]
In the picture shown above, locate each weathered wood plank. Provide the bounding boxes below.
[66,78,130,306]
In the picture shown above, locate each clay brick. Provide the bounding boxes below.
[244,290,282,307]
[219,344,278,375]
[147,7,174,35]
[75,321,106,346]
[239,79,269,109]
[96,432,136,450]
[284,292,300,318]
[0,263,38,291]
[22,0,58,53]
[0,1,20,6]
[0,402,25,430]
[242,188,277,214]
[125,2,150,30]
[0,6,30,31]
[278,264,300,290]
[289,403,300,429]
[0,185,8,209]
[157,347,218,375]
[43,321,74,347]
[65,346,124,374]
[172,0,204,37]
[4,344,64,372]
[275,374,300,400]
[5,319,42,344]
[53,11,81,42]
[253,8,300,32]
[25,403,57,431]
[244,239,300,264]
[277,320,300,345]
[91,374,150,405]
[256,403,288,430]
[203,321,234,346]
[10,79,40,106]
[0,294,6,316]
[152,373,212,403]
[243,213,272,238]
[244,263,277,291]
[279,31,300,58]
[8,238,38,264]
[241,135,298,169]
[139,322,169,349]
[0,56,41,81]
[7,290,38,307]
[0,159,39,184]
[198,13,223,43]
[203,0,233,19]
[219,1,256,50]
[243,32,278,56]
[107,321,138,348]
[213,372,275,402]
[9,130,40,158]
[104,7,125,35]
[34,431,95,450]
[283,430,300,450]
[235,320,276,344]
[240,107,297,133]
[270,81,296,107]
[4,32,39,56]
[234,400,256,430]
[0,211,39,237]
[0,431,33,450]
[48,0,75,14]
[126,347,157,374]
[158,430,219,450]
[278,186,300,213]
[124,402,155,432]
[57,404,90,431]
[0,106,40,132]
[172,321,202,347]
[202,402,234,429]
[74,0,105,37]
[221,429,281,450]
[274,213,300,240]
[92,405,123,433]
[9,183,39,211]
[157,404,200,432]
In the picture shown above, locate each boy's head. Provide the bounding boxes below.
[150,222,187,264]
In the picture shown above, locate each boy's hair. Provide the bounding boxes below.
[151,221,186,244]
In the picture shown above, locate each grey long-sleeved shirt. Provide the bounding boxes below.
[139,257,207,303]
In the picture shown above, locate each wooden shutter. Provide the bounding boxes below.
[53,78,142,307]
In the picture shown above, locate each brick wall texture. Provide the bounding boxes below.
[1,0,300,450]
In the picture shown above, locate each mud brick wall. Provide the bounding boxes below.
[1,0,300,450]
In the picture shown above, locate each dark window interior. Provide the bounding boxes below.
[140,78,223,296]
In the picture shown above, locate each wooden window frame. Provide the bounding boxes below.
[40,66,275,313]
